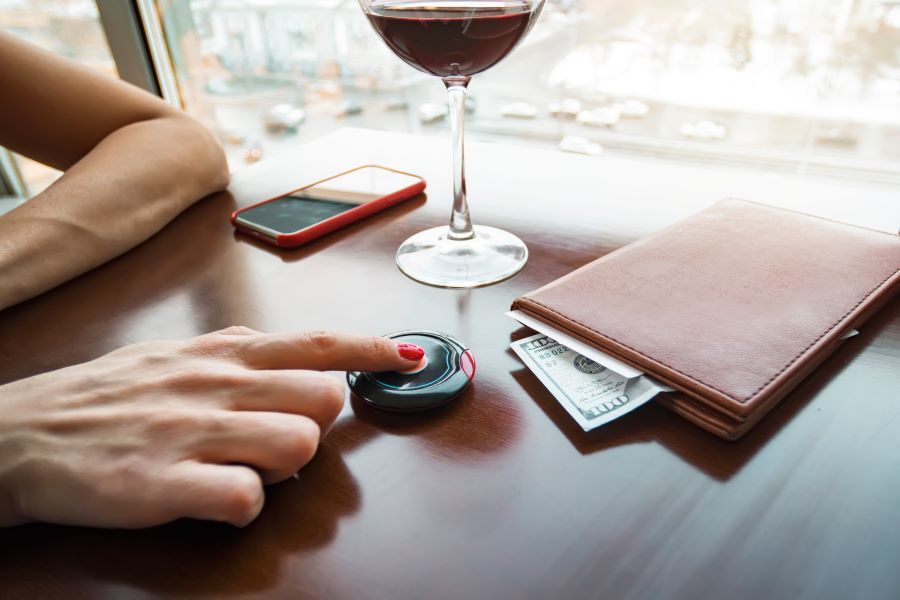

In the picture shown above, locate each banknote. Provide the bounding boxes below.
[506,310,642,378]
[511,333,665,431]
[507,310,677,391]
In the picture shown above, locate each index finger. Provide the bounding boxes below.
[236,330,424,372]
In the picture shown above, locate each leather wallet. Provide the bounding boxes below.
[512,199,900,440]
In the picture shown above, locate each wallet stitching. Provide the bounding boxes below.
[525,266,900,404]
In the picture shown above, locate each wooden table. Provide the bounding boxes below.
[2,128,899,599]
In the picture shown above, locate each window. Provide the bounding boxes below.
[2,0,898,189]
[150,0,432,169]
[151,0,900,182]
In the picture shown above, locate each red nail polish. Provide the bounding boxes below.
[398,343,425,361]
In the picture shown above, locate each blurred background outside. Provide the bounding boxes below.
[1,0,898,196]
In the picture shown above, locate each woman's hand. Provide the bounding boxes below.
[0,327,424,529]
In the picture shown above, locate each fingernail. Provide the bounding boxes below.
[398,343,425,361]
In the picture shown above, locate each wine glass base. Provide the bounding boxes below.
[396,225,528,288]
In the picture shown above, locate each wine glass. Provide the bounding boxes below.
[359,0,546,287]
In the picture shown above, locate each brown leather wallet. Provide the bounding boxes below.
[512,199,900,440]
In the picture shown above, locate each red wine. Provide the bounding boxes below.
[366,1,540,78]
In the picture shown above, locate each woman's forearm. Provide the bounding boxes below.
[0,115,228,310]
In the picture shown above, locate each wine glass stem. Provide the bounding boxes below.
[443,77,474,241]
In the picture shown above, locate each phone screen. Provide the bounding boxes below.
[236,167,421,235]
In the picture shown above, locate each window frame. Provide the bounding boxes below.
[0,149,27,198]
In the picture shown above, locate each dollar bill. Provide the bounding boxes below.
[507,310,642,378]
[507,310,674,392]
[511,333,665,431]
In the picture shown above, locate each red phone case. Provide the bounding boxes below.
[231,165,426,248]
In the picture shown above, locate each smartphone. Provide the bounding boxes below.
[231,165,426,248]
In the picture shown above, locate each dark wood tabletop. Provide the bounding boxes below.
[1,128,899,599]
